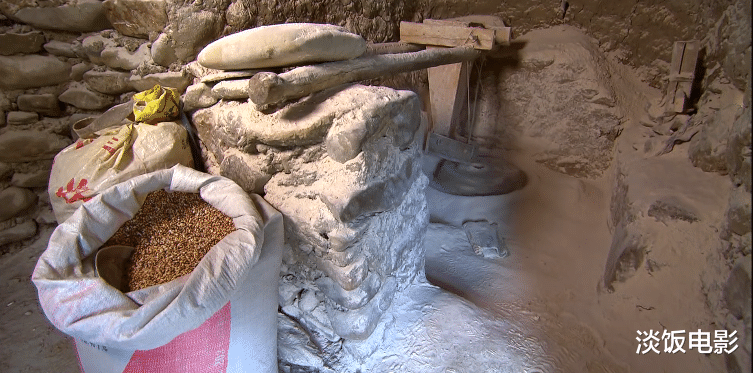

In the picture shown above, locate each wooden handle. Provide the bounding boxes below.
[248,45,480,107]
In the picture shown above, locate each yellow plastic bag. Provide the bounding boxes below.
[132,85,180,124]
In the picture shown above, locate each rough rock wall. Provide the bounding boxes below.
[489,25,623,178]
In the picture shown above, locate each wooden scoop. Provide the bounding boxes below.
[95,245,135,293]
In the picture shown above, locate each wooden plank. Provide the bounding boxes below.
[669,41,686,75]
[400,21,495,50]
[422,18,511,46]
[493,27,512,46]
[664,41,700,114]
[679,41,700,75]
[427,56,469,137]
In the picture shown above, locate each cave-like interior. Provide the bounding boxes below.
[0,0,750,372]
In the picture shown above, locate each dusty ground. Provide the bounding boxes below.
[1,227,79,373]
[0,129,730,373]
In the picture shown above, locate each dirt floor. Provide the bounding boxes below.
[0,130,730,373]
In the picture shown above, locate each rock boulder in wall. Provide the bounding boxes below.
[103,0,168,40]
[129,71,193,93]
[0,31,45,55]
[83,70,133,95]
[58,83,115,110]
[0,186,38,222]
[0,55,71,90]
[12,0,111,32]
[17,94,64,117]
[0,130,71,163]
[169,8,223,63]
[192,84,419,156]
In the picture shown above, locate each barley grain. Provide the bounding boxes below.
[105,189,235,292]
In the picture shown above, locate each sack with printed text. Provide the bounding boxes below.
[34,165,283,373]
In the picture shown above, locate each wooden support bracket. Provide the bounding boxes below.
[664,41,700,114]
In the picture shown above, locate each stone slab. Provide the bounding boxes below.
[43,40,78,58]
[81,34,117,65]
[70,63,93,82]
[326,277,396,340]
[324,87,419,163]
[183,83,218,112]
[195,84,418,152]
[130,71,192,93]
[198,23,366,70]
[316,272,382,309]
[11,169,51,188]
[58,84,115,110]
[315,255,368,291]
[101,42,151,71]
[6,111,38,126]
[210,79,250,100]
[150,32,177,67]
[218,148,274,194]
[201,70,261,83]
[170,8,222,62]
[0,220,38,246]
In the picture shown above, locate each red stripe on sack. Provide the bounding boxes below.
[122,303,231,373]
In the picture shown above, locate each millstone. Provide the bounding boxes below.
[429,156,527,196]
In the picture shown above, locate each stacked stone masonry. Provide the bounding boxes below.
[193,84,429,346]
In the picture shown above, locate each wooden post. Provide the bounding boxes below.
[427,54,469,137]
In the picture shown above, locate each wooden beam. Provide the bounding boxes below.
[400,21,496,50]
[247,45,480,107]
[422,18,511,46]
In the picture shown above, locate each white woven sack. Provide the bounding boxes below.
[33,165,283,372]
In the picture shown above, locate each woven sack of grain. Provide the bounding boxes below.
[48,98,193,224]
[33,165,284,373]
